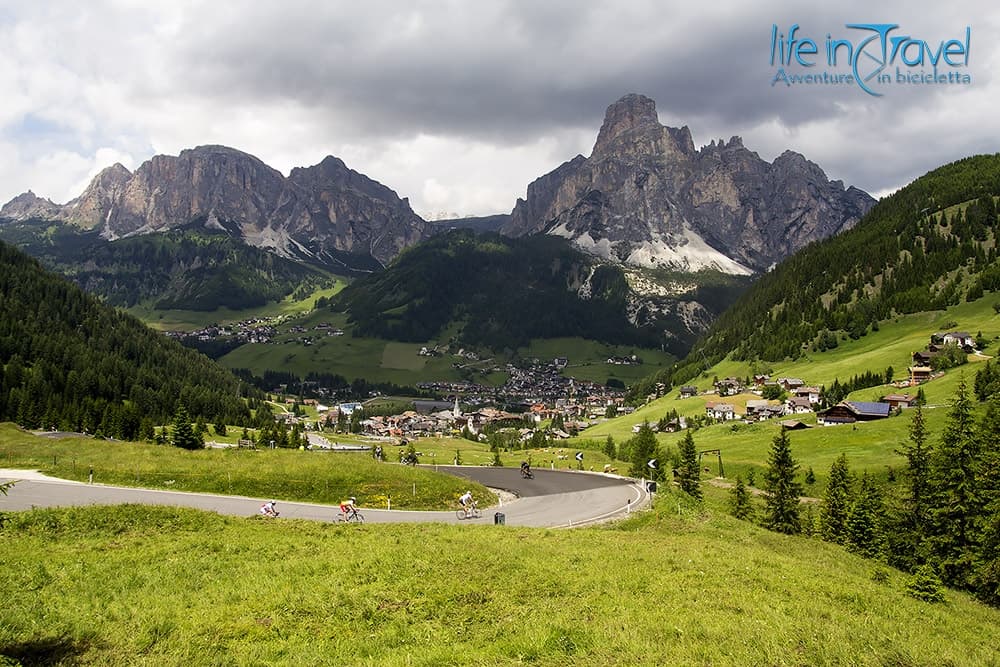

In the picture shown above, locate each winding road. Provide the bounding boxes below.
[0,465,649,528]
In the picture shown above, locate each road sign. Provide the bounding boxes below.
[575,451,584,461]
[647,458,658,469]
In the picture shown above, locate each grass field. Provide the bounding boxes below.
[221,327,675,389]
[132,282,348,332]
[2,498,998,665]
[574,294,1000,491]
[517,338,675,385]
[380,342,429,371]
[0,424,487,510]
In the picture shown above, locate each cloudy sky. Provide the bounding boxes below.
[1,1,997,218]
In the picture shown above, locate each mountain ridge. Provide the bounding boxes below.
[1,145,432,269]
[503,93,874,274]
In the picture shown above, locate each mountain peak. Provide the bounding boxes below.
[594,93,660,148]
[0,189,61,220]
[506,92,875,274]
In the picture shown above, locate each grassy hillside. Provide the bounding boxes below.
[133,283,347,332]
[2,500,998,665]
[0,424,485,510]
[0,219,336,311]
[218,307,674,388]
[578,292,1000,490]
[656,154,1000,393]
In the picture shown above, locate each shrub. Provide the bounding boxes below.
[906,564,946,603]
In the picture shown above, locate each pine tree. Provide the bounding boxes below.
[821,454,853,545]
[763,428,803,534]
[602,435,616,459]
[628,422,658,478]
[847,472,886,559]
[730,475,753,520]
[972,394,1000,605]
[170,404,202,450]
[897,403,934,543]
[677,429,702,499]
[905,564,946,603]
[929,377,980,588]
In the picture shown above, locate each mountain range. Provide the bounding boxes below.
[1,146,431,270]
[0,93,875,351]
[503,94,874,273]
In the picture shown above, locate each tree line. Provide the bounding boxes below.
[720,376,1000,607]
[331,230,662,352]
[0,220,330,311]
[667,155,1000,377]
[0,240,256,438]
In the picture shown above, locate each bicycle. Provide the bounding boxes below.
[456,501,481,520]
[520,468,534,479]
[336,508,365,524]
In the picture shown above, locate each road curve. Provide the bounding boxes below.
[0,468,648,528]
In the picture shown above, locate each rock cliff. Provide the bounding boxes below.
[2,146,431,267]
[504,93,874,273]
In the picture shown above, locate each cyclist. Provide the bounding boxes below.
[260,500,279,517]
[520,460,533,478]
[458,490,475,517]
[339,496,359,521]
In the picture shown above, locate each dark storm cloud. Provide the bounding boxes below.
[1,1,996,212]
[166,1,859,143]
[161,0,996,196]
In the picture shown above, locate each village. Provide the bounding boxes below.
[674,330,980,430]
[197,326,978,448]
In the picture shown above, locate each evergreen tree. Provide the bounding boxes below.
[804,466,816,485]
[677,429,702,499]
[170,404,202,450]
[602,435,616,459]
[905,564,946,603]
[898,403,934,544]
[628,422,658,478]
[730,475,753,520]
[929,377,980,588]
[763,428,803,534]
[821,454,853,545]
[847,472,887,559]
[972,394,1000,605]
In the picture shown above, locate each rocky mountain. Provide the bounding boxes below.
[0,190,62,220]
[504,93,875,274]
[0,146,432,269]
[626,152,1000,400]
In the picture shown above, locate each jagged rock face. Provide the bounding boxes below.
[63,163,133,229]
[287,156,428,265]
[504,93,875,273]
[0,191,62,220]
[1,146,431,266]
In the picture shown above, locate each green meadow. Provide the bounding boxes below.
[0,424,486,510]
[575,294,1000,490]
[516,337,675,385]
[220,314,675,388]
[132,282,348,332]
[2,499,999,665]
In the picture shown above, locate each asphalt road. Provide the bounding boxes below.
[0,466,648,528]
